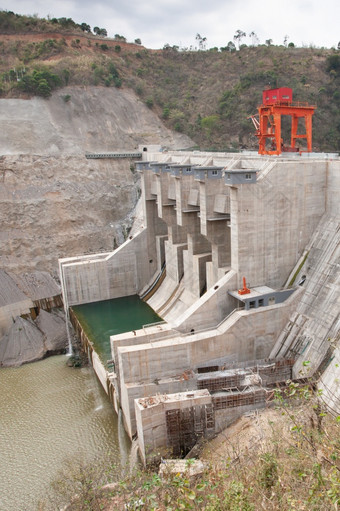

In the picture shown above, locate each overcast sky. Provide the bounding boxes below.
[1,0,339,50]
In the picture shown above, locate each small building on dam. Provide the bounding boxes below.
[59,148,340,465]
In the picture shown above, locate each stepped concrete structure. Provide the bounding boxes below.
[59,149,340,464]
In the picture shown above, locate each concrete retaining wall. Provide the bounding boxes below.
[118,288,301,437]
[119,291,300,384]
[59,229,154,306]
[135,389,212,465]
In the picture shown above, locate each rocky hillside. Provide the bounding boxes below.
[0,86,192,276]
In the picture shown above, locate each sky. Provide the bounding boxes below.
[1,0,339,50]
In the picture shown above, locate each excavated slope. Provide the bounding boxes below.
[0,86,193,275]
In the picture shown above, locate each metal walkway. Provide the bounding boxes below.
[85,152,142,159]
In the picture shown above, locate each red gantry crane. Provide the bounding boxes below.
[249,87,316,155]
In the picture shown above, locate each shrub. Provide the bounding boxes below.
[36,78,51,97]
[17,67,61,97]
[162,107,170,119]
[201,114,220,137]
[146,97,154,108]
[326,54,340,74]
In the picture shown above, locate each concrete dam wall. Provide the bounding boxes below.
[60,150,340,464]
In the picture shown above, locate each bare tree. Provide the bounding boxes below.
[249,31,259,46]
[233,29,246,49]
[196,33,207,50]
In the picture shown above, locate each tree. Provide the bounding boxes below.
[226,41,236,52]
[283,34,289,47]
[93,27,107,36]
[326,54,340,73]
[162,43,179,54]
[249,31,259,46]
[134,38,141,45]
[265,38,273,46]
[195,33,207,50]
[114,34,126,42]
[233,29,246,49]
[57,17,77,29]
[80,22,91,33]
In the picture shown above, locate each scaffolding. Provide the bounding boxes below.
[197,359,294,393]
[166,404,215,457]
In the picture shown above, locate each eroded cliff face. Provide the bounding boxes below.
[0,86,193,275]
[0,154,140,274]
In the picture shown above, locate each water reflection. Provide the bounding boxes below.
[0,355,131,511]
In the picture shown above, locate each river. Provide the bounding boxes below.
[0,355,131,511]
[0,295,161,511]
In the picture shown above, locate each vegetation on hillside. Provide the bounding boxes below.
[39,382,340,510]
[0,10,106,35]
[0,10,340,151]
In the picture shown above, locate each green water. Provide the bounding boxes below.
[72,295,162,365]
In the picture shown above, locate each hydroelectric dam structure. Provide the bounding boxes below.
[59,148,340,465]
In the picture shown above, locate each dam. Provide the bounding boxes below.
[60,148,340,465]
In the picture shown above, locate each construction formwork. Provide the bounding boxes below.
[213,387,268,410]
[166,403,215,457]
[197,359,294,393]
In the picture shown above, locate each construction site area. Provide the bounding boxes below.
[59,89,340,465]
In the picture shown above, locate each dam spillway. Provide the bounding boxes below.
[72,295,162,367]
[60,149,340,465]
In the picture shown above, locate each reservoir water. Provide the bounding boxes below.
[0,296,161,510]
[72,295,161,365]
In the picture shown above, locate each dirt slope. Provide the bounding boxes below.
[0,86,193,276]
[0,86,192,155]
